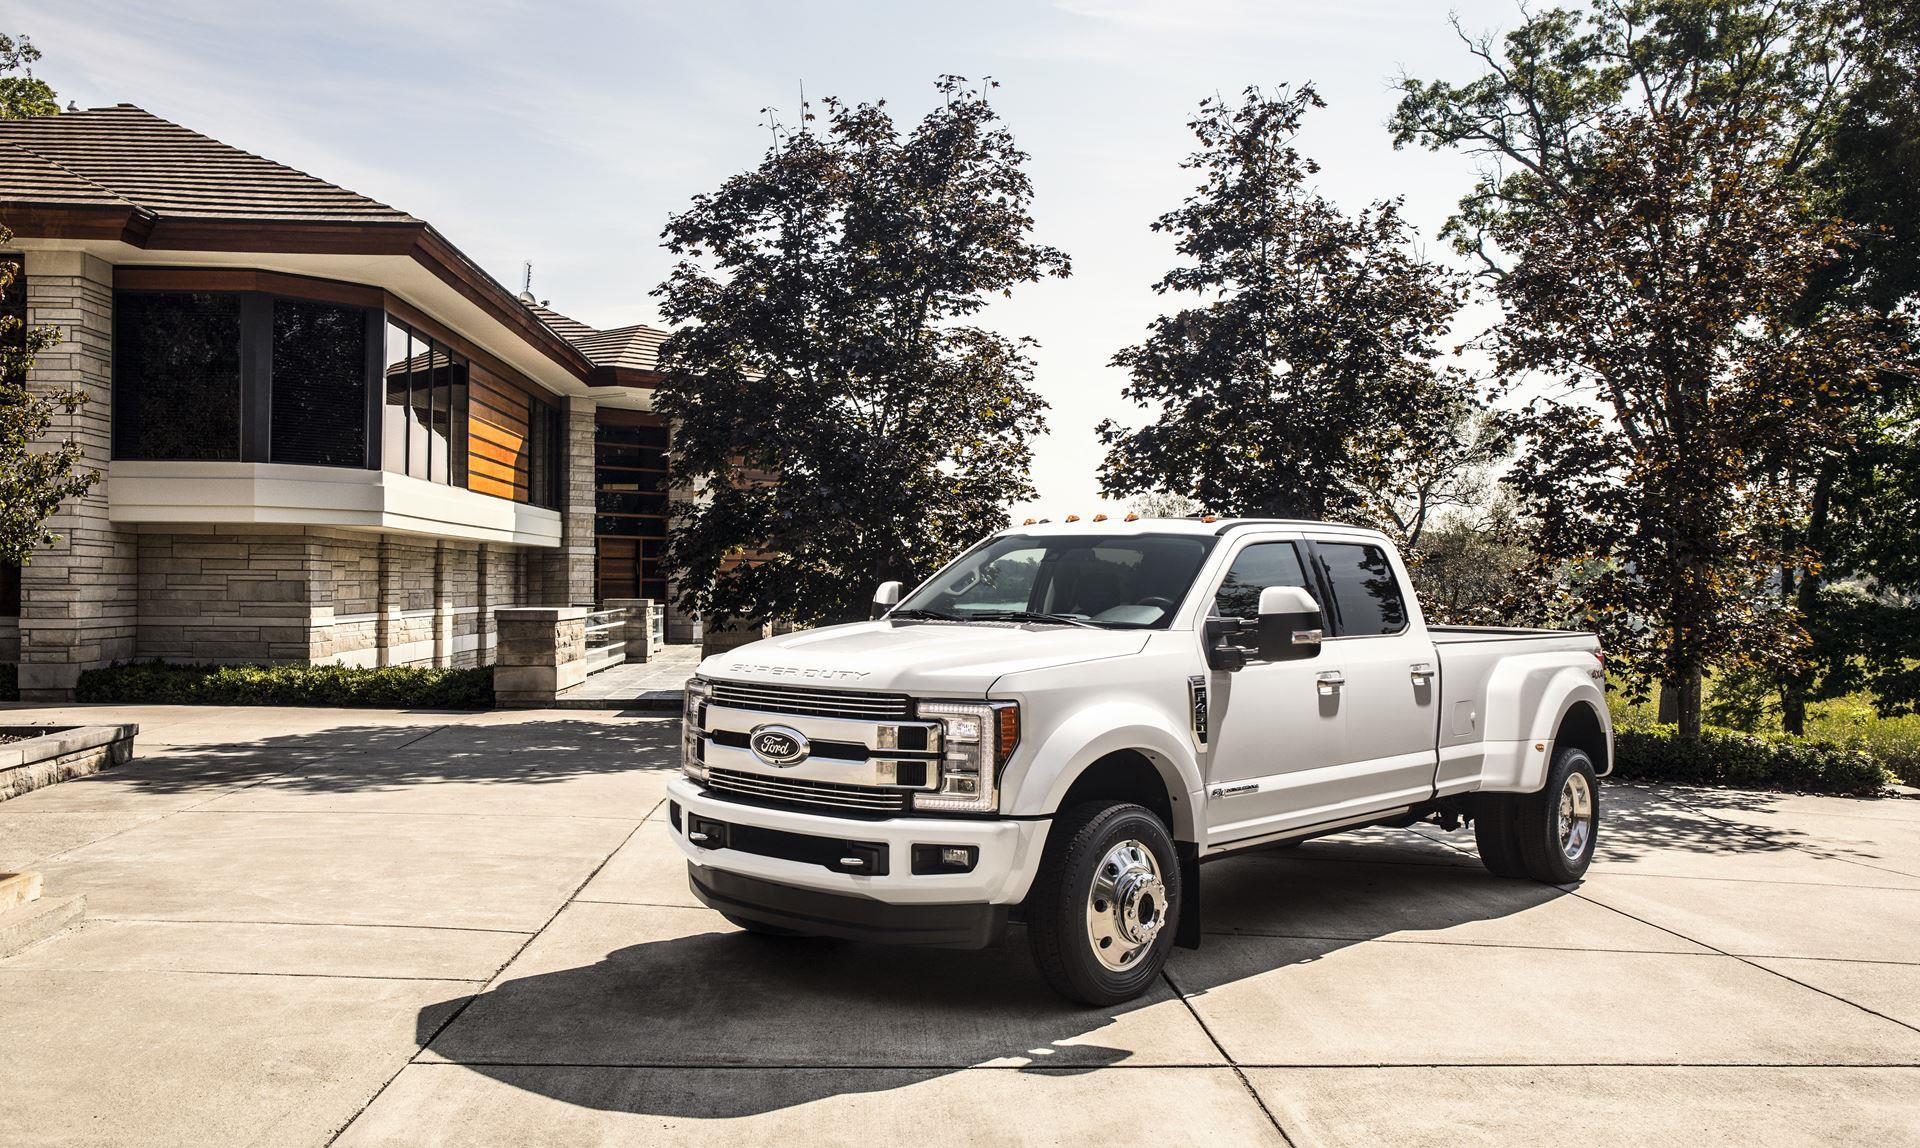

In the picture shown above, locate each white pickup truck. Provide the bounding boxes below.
[670,518,1610,1004]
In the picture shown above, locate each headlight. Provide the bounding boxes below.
[682,677,712,781]
[915,700,1019,814]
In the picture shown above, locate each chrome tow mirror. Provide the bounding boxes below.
[1256,585,1324,661]
[871,580,902,619]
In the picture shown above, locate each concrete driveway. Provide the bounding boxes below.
[2,704,1917,1146]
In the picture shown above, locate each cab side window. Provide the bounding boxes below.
[1213,542,1312,620]
[1318,542,1408,635]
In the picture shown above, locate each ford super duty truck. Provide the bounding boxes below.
[670,517,1610,1004]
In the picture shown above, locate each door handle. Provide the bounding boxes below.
[1315,670,1345,695]
[1410,662,1435,684]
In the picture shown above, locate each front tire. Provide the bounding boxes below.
[1026,801,1181,1006]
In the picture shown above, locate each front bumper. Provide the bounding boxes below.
[667,776,1050,916]
[691,868,1008,948]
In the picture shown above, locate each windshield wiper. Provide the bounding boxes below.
[887,607,962,621]
[971,610,1098,628]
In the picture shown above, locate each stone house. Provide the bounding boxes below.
[0,105,688,701]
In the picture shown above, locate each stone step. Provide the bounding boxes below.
[0,894,85,958]
[0,870,44,911]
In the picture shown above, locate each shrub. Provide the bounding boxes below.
[1612,721,1894,797]
[0,662,15,702]
[75,661,493,710]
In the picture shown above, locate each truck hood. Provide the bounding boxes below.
[698,620,1151,697]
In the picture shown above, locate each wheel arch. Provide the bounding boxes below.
[1552,697,1612,778]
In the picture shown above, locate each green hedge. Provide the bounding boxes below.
[1612,722,1895,796]
[75,661,493,709]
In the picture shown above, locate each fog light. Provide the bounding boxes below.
[912,844,979,874]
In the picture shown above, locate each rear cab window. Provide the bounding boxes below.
[1316,541,1408,636]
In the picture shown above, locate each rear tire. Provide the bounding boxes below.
[1514,746,1600,884]
[1473,793,1527,878]
[1027,801,1181,1006]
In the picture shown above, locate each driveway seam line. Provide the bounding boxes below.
[323,798,658,1146]
[395,1058,1920,1070]
[1569,888,1920,1036]
[1161,967,1296,1147]
[83,916,536,935]
[1665,790,1920,884]
[1199,930,1714,954]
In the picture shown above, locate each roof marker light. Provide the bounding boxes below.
[1022,518,1036,525]
[1092,513,1108,522]
[1065,514,1080,522]
[1124,512,1140,521]
[1201,515,1219,523]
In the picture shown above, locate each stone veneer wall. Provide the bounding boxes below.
[129,528,541,669]
[16,251,138,702]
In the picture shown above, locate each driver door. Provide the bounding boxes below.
[1202,538,1352,846]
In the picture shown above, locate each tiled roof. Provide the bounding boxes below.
[528,304,669,375]
[525,301,598,343]
[0,105,661,387]
[0,142,134,209]
[0,104,415,224]
[572,323,669,372]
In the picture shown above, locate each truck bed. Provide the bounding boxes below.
[1429,625,1599,646]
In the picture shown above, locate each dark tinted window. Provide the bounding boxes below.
[1213,542,1313,619]
[448,356,468,488]
[271,299,366,467]
[899,533,1214,629]
[527,397,563,509]
[1320,542,1408,635]
[382,319,412,473]
[113,292,242,460]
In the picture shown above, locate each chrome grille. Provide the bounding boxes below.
[707,679,911,721]
[706,767,910,814]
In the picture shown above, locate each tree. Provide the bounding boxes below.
[1127,492,1201,519]
[1392,0,1920,736]
[1403,498,1540,626]
[1488,104,1910,737]
[1097,86,1480,525]
[0,37,91,567]
[0,33,57,120]
[654,77,1067,627]
[1775,0,1920,730]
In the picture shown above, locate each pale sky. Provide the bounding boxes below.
[5,0,1520,519]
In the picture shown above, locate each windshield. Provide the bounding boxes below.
[894,533,1215,629]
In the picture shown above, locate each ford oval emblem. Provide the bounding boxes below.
[748,724,810,767]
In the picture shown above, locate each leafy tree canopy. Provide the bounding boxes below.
[0,33,57,120]
[1098,85,1481,526]
[1490,103,1913,732]
[654,77,1066,626]
[0,38,91,567]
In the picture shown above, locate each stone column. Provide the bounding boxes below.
[17,250,135,701]
[492,606,589,707]
[602,597,656,663]
[562,395,597,606]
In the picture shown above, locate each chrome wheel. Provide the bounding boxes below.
[1085,838,1166,972]
[1558,771,1594,861]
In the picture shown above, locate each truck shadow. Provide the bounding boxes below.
[413,833,1572,1118]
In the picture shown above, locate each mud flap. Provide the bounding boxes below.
[1175,840,1202,949]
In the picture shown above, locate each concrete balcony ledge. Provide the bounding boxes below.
[106,461,563,548]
